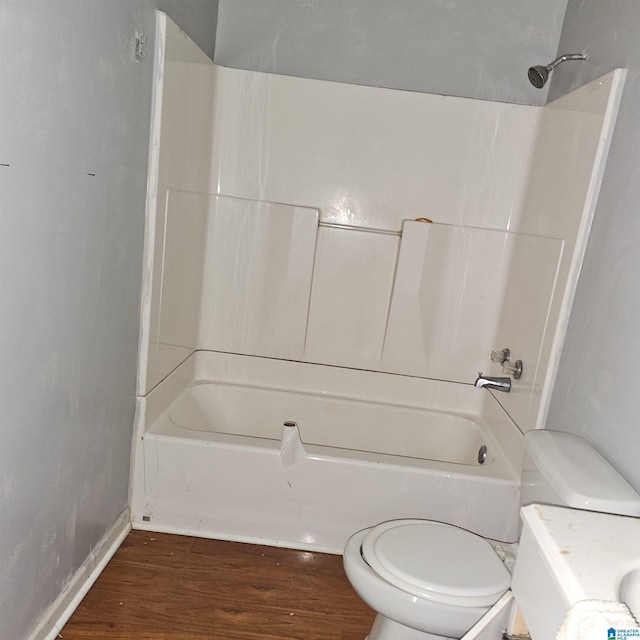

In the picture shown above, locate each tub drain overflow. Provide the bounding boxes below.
[280,421,306,467]
[478,445,488,465]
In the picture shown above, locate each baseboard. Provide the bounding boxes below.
[27,508,132,640]
[132,520,342,555]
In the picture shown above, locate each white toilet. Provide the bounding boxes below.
[343,429,640,640]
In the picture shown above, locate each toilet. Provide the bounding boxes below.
[343,429,640,640]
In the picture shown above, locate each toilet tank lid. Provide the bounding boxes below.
[524,430,640,516]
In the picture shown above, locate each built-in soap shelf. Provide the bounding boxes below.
[146,189,564,394]
[318,220,401,236]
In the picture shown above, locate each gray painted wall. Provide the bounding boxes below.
[0,2,217,638]
[2,0,637,635]
[214,0,568,105]
[157,0,219,59]
[547,1,640,492]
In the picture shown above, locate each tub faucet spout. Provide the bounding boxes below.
[475,373,511,393]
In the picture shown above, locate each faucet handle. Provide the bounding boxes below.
[503,359,523,380]
[490,348,511,365]
[489,348,524,380]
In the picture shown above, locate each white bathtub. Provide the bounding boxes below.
[169,381,494,466]
[131,351,523,552]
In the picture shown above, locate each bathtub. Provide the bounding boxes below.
[131,351,523,552]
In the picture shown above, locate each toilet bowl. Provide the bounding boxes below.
[343,519,512,640]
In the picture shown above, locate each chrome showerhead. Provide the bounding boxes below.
[527,53,588,88]
[528,65,549,89]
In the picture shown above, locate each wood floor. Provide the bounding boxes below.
[61,530,375,640]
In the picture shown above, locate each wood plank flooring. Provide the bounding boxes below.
[61,530,375,640]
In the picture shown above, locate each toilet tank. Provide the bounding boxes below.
[521,429,640,516]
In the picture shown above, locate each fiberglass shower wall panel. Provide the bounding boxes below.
[380,221,510,382]
[139,13,216,394]
[199,195,319,359]
[147,190,209,391]
[209,65,537,232]
[490,69,626,431]
[303,226,398,370]
[486,230,564,421]
[158,60,216,193]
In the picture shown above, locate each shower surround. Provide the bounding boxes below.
[131,13,625,551]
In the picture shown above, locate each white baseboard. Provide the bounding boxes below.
[27,508,132,640]
[132,519,342,554]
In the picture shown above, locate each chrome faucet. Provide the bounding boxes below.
[474,373,511,393]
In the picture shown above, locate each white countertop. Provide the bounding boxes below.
[520,503,640,604]
[512,503,640,638]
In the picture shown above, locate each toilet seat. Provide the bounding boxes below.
[360,519,511,607]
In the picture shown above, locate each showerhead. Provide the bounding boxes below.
[527,53,588,88]
[528,65,549,89]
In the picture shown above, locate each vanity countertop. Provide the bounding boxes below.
[512,503,640,638]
